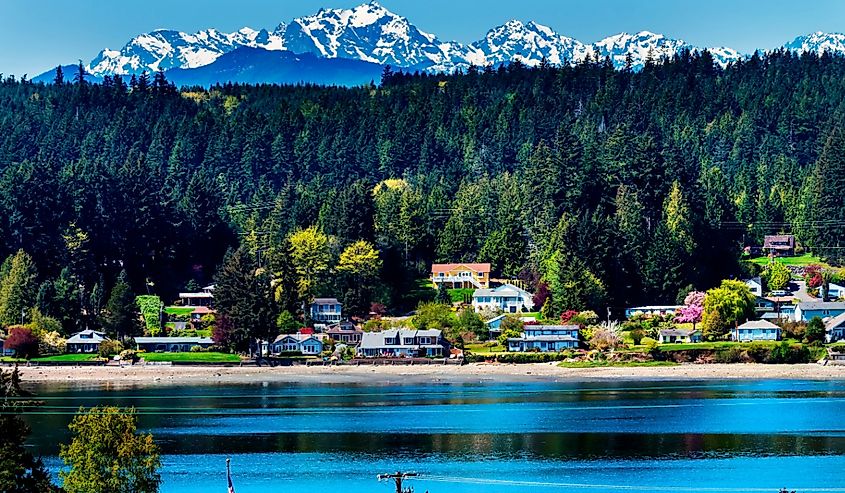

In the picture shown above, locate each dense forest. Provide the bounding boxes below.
[1,50,845,332]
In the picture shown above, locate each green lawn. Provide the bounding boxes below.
[2,354,101,363]
[465,343,506,354]
[448,288,474,303]
[140,352,240,363]
[164,306,195,316]
[746,253,827,267]
[558,360,678,368]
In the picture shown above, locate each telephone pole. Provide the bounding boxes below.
[377,471,418,493]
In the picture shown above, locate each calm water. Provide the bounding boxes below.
[22,380,845,493]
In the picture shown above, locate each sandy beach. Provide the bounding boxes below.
[12,362,845,387]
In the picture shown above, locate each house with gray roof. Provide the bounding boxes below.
[824,312,845,343]
[658,328,702,344]
[733,320,780,342]
[135,337,214,352]
[358,329,449,358]
[66,330,109,353]
[794,302,845,322]
[268,333,324,355]
[507,325,580,352]
[472,283,534,313]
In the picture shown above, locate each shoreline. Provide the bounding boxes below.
[15,362,845,388]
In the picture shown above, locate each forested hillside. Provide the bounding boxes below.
[1,50,844,327]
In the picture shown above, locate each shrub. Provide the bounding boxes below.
[630,329,645,345]
[189,345,205,353]
[118,349,139,362]
[805,317,825,344]
[39,330,67,355]
[5,327,39,359]
[714,346,745,363]
[98,340,124,359]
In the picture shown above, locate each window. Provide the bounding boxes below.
[404,338,414,344]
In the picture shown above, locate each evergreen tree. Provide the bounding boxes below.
[0,250,38,327]
[53,65,64,86]
[213,248,278,354]
[102,271,139,340]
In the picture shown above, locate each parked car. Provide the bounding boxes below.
[771,290,787,297]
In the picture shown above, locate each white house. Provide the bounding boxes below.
[472,284,535,313]
[827,283,845,300]
[179,284,215,307]
[824,312,845,343]
[733,320,781,342]
[625,306,681,318]
[66,330,109,353]
[745,277,764,297]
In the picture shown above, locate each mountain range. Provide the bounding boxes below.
[32,1,845,86]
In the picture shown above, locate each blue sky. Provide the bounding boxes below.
[2,0,845,76]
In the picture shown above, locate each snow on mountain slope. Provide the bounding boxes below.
[88,27,285,76]
[785,32,845,55]
[78,1,757,80]
[473,20,589,66]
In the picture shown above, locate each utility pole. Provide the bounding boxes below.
[377,471,418,493]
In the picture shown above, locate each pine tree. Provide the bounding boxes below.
[54,65,64,86]
[102,271,139,340]
[0,250,38,327]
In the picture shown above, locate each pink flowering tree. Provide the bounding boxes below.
[675,291,705,330]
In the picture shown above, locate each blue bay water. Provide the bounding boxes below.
[23,379,845,492]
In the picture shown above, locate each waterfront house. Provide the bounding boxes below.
[66,330,109,353]
[824,312,845,343]
[754,296,776,316]
[658,329,701,344]
[745,277,764,297]
[827,283,845,300]
[135,336,214,352]
[625,306,681,318]
[733,320,781,342]
[190,305,214,323]
[310,298,342,326]
[179,284,214,307]
[507,325,580,352]
[431,263,491,289]
[269,333,324,355]
[357,329,449,358]
[763,235,795,257]
[472,283,534,313]
[794,302,845,322]
[325,321,363,344]
[485,315,535,339]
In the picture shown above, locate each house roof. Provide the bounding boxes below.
[135,337,213,344]
[273,333,323,344]
[191,306,214,314]
[659,329,699,337]
[825,312,845,330]
[431,263,491,273]
[66,330,108,344]
[473,283,530,298]
[797,302,845,311]
[509,335,579,342]
[763,235,795,248]
[745,277,763,287]
[359,329,443,349]
[180,292,213,298]
[737,320,780,330]
[627,305,682,311]
[313,298,340,305]
[325,322,361,334]
[526,324,579,332]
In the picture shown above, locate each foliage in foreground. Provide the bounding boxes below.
[60,406,161,493]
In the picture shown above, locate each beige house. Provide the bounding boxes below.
[431,263,491,289]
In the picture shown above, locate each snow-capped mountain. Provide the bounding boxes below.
[785,32,845,56]
[81,1,749,79]
[473,20,589,67]
[55,2,845,87]
[89,27,284,75]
